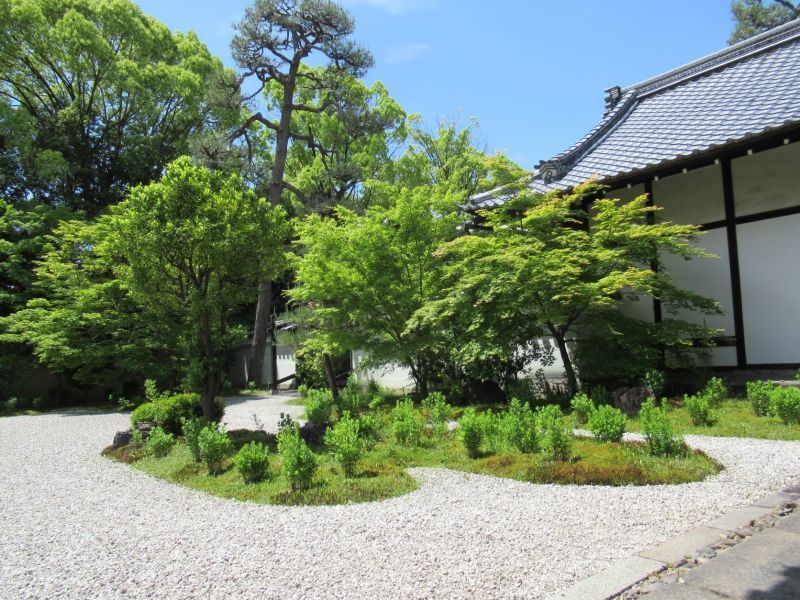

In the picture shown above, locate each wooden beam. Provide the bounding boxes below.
[721,158,748,368]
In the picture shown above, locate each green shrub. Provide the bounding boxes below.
[198,425,233,475]
[324,413,364,477]
[747,380,775,417]
[390,399,425,445]
[570,392,595,424]
[337,374,363,415]
[588,405,626,442]
[146,426,175,457]
[143,379,161,404]
[357,413,382,447]
[684,393,712,426]
[278,427,318,490]
[537,404,572,461]
[502,398,538,453]
[640,399,683,457]
[297,384,309,399]
[421,392,452,436]
[304,388,334,423]
[642,369,666,398]
[234,442,270,483]
[768,386,800,425]
[702,377,727,407]
[458,407,484,458]
[130,393,223,435]
[181,417,205,462]
[507,378,538,406]
[479,409,506,453]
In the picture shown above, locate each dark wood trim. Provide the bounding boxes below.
[644,180,662,324]
[700,204,800,230]
[707,363,800,372]
[721,158,747,368]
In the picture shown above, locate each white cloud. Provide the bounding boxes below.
[340,0,437,16]
[386,42,432,64]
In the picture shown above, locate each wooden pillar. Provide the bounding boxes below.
[644,180,663,323]
[721,159,747,367]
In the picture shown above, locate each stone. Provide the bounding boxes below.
[299,421,328,445]
[134,421,154,440]
[639,526,729,565]
[557,556,663,599]
[613,387,655,416]
[112,430,133,448]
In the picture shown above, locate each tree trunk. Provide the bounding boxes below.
[549,325,578,397]
[249,76,297,387]
[322,352,339,400]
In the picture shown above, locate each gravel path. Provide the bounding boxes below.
[1,395,799,599]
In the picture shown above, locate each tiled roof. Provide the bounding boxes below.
[471,19,800,209]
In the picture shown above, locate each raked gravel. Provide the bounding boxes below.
[1,395,799,599]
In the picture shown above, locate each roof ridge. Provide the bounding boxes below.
[626,17,800,97]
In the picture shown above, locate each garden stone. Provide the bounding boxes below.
[112,430,133,448]
[613,387,655,416]
[134,421,155,439]
[299,420,329,445]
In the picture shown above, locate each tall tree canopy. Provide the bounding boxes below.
[0,0,222,213]
[730,0,800,43]
[229,0,374,386]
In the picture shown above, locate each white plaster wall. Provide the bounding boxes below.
[733,141,800,217]
[654,163,725,225]
[737,213,800,364]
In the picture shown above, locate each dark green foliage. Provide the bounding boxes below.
[537,404,572,461]
[684,394,713,426]
[570,392,595,424]
[457,407,484,458]
[640,399,683,457]
[502,398,538,453]
[421,391,452,436]
[588,405,627,442]
[747,380,776,416]
[146,427,176,458]
[390,399,425,445]
[324,413,364,477]
[730,0,800,44]
[131,393,223,435]
[703,377,727,408]
[198,425,233,475]
[181,417,205,462]
[234,442,271,483]
[642,369,666,398]
[304,388,334,423]
[278,427,318,491]
[768,386,800,425]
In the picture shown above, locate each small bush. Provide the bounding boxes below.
[181,417,205,462]
[234,442,270,483]
[458,407,484,458]
[570,392,595,424]
[357,413,382,447]
[324,413,364,477]
[421,392,452,436]
[337,374,363,415]
[304,388,334,424]
[640,399,683,457]
[642,369,666,398]
[130,402,158,425]
[684,393,712,426]
[130,393,223,435]
[588,405,627,442]
[502,398,538,453]
[702,377,727,407]
[297,384,309,399]
[143,379,161,404]
[278,427,317,491]
[479,410,506,453]
[146,426,175,458]
[768,386,800,425]
[747,380,775,417]
[198,425,233,475]
[537,404,572,461]
[390,399,425,446]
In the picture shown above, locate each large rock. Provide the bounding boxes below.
[299,421,329,445]
[112,430,133,448]
[613,387,655,416]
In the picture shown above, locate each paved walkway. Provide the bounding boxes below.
[646,510,800,599]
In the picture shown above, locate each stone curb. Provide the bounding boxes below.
[551,485,800,600]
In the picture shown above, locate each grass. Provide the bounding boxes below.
[106,411,722,506]
[626,398,800,441]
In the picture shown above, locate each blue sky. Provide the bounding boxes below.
[137,0,735,170]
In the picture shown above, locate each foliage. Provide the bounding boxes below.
[684,393,713,426]
[181,417,206,463]
[570,392,595,424]
[730,0,800,44]
[642,369,666,398]
[640,399,683,457]
[747,380,776,416]
[234,442,271,483]
[324,413,364,477]
[146,427,176,458]
[0,0,223,214]
[356,413,382,447]
[108,157,289,418]
[337,374,363,415]
[457,407,484,458]
[768,386,800,425]
[702,377,727,408]
[198,424,233,475]
[502,398,539,453]
[390,399,425,446]
[278,426,318,491]
[422,181,721,396]
[478,410,505,453]
[130,393,221,436]
[537,405,572,461]
[304,388,334,423]
[290,187,461,395]
[588,405,627,442]
[421,391,452,436]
